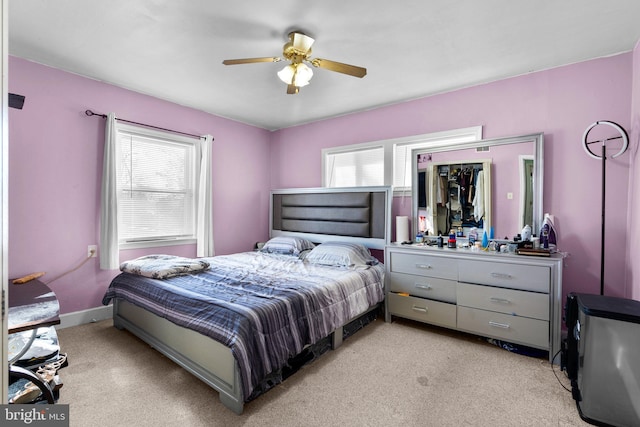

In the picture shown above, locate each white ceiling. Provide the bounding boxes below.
[9,1,640,131]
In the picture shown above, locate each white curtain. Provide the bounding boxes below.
[197,134,214,257]
[100,113,120,270]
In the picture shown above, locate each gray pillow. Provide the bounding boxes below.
[303,242,378,267]
[261,236,316,255]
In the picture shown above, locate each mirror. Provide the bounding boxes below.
[412,133,544,241]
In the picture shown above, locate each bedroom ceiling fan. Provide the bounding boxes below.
[222,31,367,94]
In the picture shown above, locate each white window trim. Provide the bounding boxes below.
[115,123,201,250]
[322,126,483,195]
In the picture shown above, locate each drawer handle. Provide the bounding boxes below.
[488,321,510,329]
[489,297,511,304]
[490,272,513,280]
[415,263,432,270]
[412,305,428,313]
[415,284,433,290]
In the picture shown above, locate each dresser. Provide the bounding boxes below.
[384,244,563,362]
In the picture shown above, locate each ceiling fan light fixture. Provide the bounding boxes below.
[223,29,365,94]
[277,63,313,87]
[277,64,294,84]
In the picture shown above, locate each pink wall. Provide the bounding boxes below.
[627,40,640,300]
[8,57,272,314]
[9,51,638,316]
[270,54,634,301]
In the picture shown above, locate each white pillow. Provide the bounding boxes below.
[303,242,378,267]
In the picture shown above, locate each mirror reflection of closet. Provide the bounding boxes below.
[418,159,491,237]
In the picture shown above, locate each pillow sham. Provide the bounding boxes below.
[303,242,378,267]
[120,254,210,279]
[260,236,316,255]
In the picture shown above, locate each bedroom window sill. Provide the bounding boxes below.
[119,238,197,250]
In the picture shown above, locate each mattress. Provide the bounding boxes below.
[102,251,385,401]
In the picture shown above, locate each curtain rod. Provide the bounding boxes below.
[84,109,211,140]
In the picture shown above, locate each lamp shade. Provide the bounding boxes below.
[277,63,313,87]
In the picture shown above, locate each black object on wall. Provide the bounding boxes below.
[9,93,25,109]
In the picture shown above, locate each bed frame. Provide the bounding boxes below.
[112,186,392,414]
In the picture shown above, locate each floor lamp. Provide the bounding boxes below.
[582,120,629,296]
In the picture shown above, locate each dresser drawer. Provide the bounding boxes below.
[458,260,550,293]
[457,283,549,320]
[388,292,456,329]
[389,272,457,303]
[457,306,549,349]
[389,252,457,280]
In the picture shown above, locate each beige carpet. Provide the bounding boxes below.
[56,318,589,427]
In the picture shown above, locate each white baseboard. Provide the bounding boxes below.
[58,305,113,329]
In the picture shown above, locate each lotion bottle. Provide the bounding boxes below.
[468,227,478,245]
[447,230,457,248]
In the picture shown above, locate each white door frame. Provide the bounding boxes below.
[1,0,9,404]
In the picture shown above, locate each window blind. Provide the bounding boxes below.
[325,146,384,187]
[116,130,197,243]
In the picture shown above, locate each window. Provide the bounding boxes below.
[116,123,199,248]
[325,146,384,187]
[323,127,483,193]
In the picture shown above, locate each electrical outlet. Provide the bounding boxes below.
[88,245,98,258]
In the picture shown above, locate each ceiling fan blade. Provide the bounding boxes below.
[310,58,367,78]
[291,32,314,54]
[286,84,299,94]
[222,57,281,65]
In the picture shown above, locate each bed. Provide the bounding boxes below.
[102,186,392,414]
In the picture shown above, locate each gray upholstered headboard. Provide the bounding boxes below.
[270,186,392,250]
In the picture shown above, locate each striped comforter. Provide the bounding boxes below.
[102,251,385,401]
